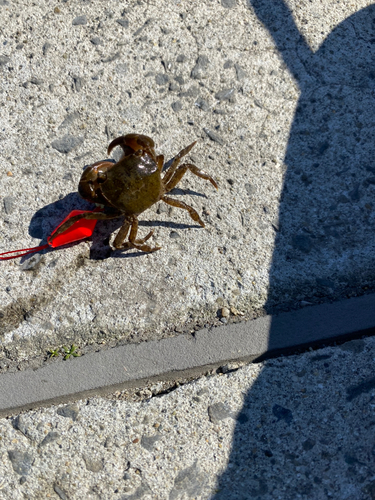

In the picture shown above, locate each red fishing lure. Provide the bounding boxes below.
[0,209,102,261]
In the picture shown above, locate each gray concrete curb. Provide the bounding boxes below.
[1,293,375,417]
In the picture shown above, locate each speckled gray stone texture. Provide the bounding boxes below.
[1,1,375,498]
[0,336,373,499]
[1,0,375,366]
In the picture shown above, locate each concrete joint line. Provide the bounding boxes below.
[1,293,375,417]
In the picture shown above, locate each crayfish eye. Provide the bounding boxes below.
[135,149,144,157]
[96,171,107,183]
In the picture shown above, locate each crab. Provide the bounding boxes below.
[50,134,218,252]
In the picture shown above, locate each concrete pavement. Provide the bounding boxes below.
[1,0,375,498]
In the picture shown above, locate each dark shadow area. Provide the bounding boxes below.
[139,220,201,229]
[29,192,93,240]
[213,338,375,499]
[213,2,375,498]
[262,1,375,312]
[168,187,208,198]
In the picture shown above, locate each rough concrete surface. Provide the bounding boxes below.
[1,0,375,498]
[0,337,373,499]
[1,0,375,367]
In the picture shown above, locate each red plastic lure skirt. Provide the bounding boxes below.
[0,209,102,261]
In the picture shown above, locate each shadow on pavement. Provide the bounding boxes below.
[213,1,375,497]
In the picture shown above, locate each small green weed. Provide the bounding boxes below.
[63,344,80,360]
[48,348,60,358]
